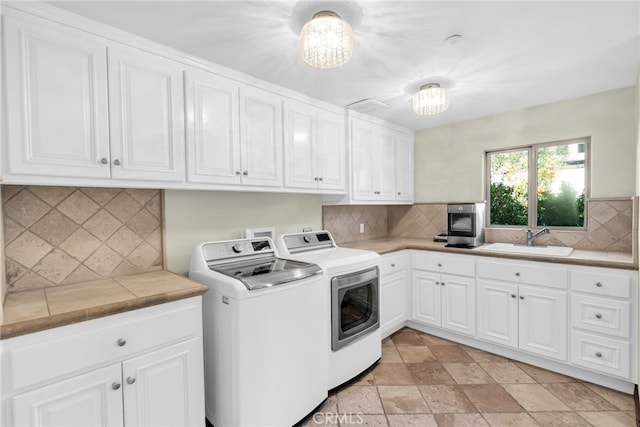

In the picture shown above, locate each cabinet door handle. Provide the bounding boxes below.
[595,313,602,319]
[113,159,121,166]
[100,157,109,165]
[126,376,136,385]
[511,294,517,298]
[595,352,602,358]
[596,282,603,287]
[112,382,121,391]
[117,338,127,347]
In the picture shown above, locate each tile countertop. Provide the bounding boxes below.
[340,238,637,270]
[1,271,208,339]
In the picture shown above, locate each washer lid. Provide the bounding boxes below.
[210,256,322,290]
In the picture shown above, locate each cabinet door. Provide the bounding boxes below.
[477,280,518,348]
[519,285,567,361]
[185,69,240,184]
[239,85,283,187]
[122,339,204,427]
[412,270,441,326]
[108,46,185,182]
[283,100,317,189]
[351,119,376,200]
[316,110,346,191]
[381,271,407,334]
[441,274,476,336]
[3,15,110,178]
[375,128,396,199]
[394,133,413,202]
[12,364,123,427]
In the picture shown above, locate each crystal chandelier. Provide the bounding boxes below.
[412,83,450,115]
[299,11,354,69]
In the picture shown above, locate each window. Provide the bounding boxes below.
[487,138,589,228]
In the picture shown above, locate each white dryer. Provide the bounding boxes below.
[277,231,381,389]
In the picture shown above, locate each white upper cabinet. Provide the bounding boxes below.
[239,85,283,187]
[185,68,241,185]
[395,133,414,202]
[328,111,413,205]
[107,46,185,182]
[3,13,111,179]
[283,99,345,192]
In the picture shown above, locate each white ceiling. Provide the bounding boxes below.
[46,0,640,131]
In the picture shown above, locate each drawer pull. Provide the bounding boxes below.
[391,263,396,268]
[515,272,521,277]
[595,352,602,358]
[112,382,121,391]
[437,263,442,267]
[596,282,603,287]
[127,376,136,385]
[511,294,517,298]
[117,338,127,347]
[595,313,602,319]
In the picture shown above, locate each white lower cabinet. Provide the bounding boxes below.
[2,298,205,427]
[569,265,636,379]
[411,252,476,336]
[379,252,409,337]
[477,259,568,361]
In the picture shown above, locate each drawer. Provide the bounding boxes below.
[571,270,631,298]
[570,330,631,379]
[4,297,201,392]
[477,259,567,289]
[571,294,631,338]
[379,252,409,277]
[412,252,475,277]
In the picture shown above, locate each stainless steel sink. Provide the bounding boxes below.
[480,242,574,257]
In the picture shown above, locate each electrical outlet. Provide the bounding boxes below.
[359,223,365,234]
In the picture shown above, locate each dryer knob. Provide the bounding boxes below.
[232,243,243,253]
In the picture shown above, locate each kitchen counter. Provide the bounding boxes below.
[340,238,637,270]
[1,271,208,339]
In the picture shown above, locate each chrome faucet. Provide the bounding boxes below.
[526,227,550,246]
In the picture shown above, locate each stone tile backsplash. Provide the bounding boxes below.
[323,198,635,255]
[3,186,164,293]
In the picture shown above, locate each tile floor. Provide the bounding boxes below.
[300,328,637,427]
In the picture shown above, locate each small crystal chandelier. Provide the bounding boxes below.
[412,83,450,115]
[299,11,354,69]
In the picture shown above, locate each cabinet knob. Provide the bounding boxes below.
[318,177,323,182]
[126,376,136,385]
[390,263,396,268]
[112,382,121,391]
[235,170,241,176]
[117,338,127,347]
[511,294,517,298]
[515,272,521,277]
[397,192,401,195]
[596,282,603,287]
[314,177,319,181]
[437,263,442,267]
[519,295,525,300]
[441,282,445,286]
[113,159,121,166]
[100,157,108,165]
[595,313,602,319]
[242,171,248,176]
[595,352,602,358]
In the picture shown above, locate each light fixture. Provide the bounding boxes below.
[299,10,353,69]
[412,83,450,116]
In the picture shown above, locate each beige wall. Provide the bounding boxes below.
[164,190,323,275]
[415,86,637,203]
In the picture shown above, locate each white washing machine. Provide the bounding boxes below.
[277,231,381,389]
[189,237,328,427]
